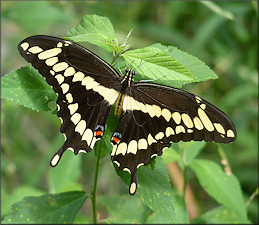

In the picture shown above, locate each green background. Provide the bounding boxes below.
[1,1,258,224]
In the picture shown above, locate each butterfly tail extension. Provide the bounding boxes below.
[50,142,69,167]
[129,171,138,195]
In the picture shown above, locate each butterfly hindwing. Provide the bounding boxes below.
[18,35,122,166]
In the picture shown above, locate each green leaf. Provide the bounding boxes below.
[192,206,251,224]
[48,148,83,193]
[2,191,87,224]
[146,191,188,223]
[174,194,189,223]
[5,1,73,32]
[137,157,175,223]
[66,14,117,52]
[73,214,91,224]
[182,141,207,165]
[161,146,180,164]
[123,46,193,87]
[152,43,218,87]
[1,185,45,217]
[113,157,175,222]
[98,195,149,223]
[1,66,57,112]
[189,159,247,222]
[145,213,170,224]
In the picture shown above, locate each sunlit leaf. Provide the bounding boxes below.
[1,66,57,112]
[123,46,193,87]
[66,14,117,52]
[152,43,217,87]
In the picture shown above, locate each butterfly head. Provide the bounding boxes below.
[125,68,135,75]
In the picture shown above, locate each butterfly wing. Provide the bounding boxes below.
[18,35,121,166]
[111,82,236,194]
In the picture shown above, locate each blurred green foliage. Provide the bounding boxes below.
[1,1,258,224]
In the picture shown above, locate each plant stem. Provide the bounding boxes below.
[245,187,258,207]
[111,53,119,67]
[91,142,102,224]
[180,144,187,199]
[217,144,232,175]
[182,166,187,199]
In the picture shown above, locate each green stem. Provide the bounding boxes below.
[217,144,232,175]
[180,145,188,219]
[180,144,187,199]
[245,187,258,207]
[91,142,101,224]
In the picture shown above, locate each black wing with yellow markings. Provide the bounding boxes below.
[18,35,122,166]
[110,81,236,194]
[18,35,236,196]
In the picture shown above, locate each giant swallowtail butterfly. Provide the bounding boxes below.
[18,35,236,195]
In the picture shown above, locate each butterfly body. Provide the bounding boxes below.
[18,35,236,195]
[114,69,135,117]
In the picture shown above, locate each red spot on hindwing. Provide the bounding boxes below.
[112,136,120,144]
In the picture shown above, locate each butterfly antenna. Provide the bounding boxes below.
[139,71,168,82]
[138,52,168,82]
[125,58,135,70]
[136,59,144,74]
[135,52,160,74]
[117,57,124,76]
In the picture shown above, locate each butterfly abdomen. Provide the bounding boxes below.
[114,93,125,117]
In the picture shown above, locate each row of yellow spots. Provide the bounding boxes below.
[29,41,119,107]
[123,93,235,139]
[112,131,162,157]
[112,115,234,159]
[195,98,235,138]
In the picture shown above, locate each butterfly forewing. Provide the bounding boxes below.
[136,83,236,141]
[18,35,122,166]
